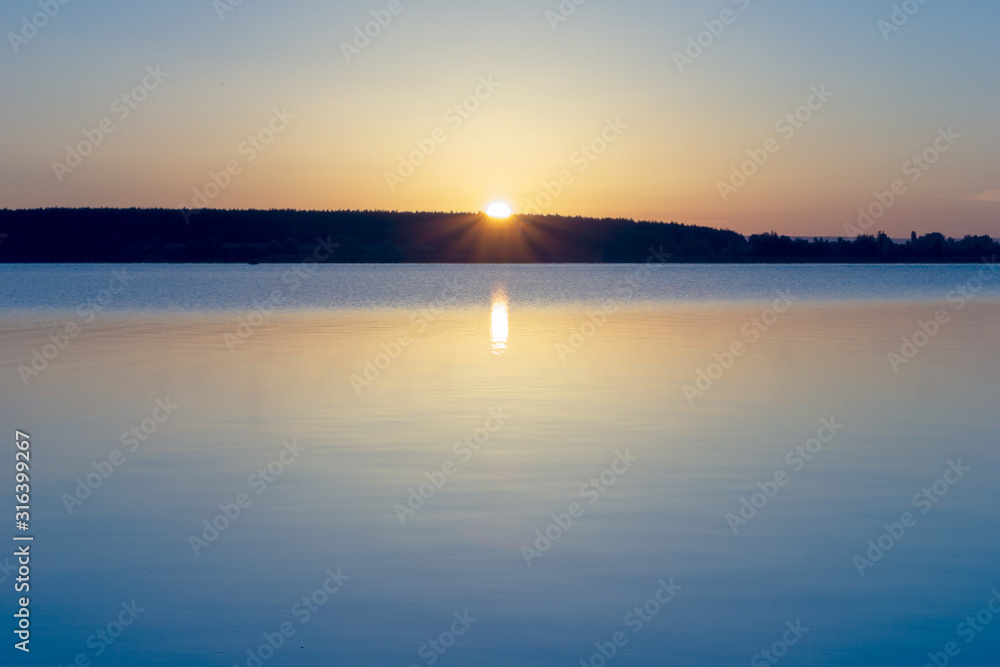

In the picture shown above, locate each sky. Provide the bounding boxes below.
[2,0,998,237]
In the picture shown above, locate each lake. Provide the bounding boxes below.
[1,264,998,666]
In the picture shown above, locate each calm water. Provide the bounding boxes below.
[1,264,999,666]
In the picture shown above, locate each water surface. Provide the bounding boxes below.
[0,264,998,666]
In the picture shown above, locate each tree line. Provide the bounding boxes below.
[0,208,995,263]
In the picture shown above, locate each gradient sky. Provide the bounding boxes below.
[2,0,998,237]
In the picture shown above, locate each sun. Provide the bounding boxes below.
[485,202,512,219]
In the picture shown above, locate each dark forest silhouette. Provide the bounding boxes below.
[0,208,996,263]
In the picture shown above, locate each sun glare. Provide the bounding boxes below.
[486,202,512,219]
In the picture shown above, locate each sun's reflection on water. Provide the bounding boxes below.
[491,287,508,355]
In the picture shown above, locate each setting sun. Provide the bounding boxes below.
[486,202,513,219]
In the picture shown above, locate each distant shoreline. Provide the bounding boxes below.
[0,209,995,264]
[1,260,994,265]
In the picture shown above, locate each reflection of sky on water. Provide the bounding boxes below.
[0,266,998,665]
